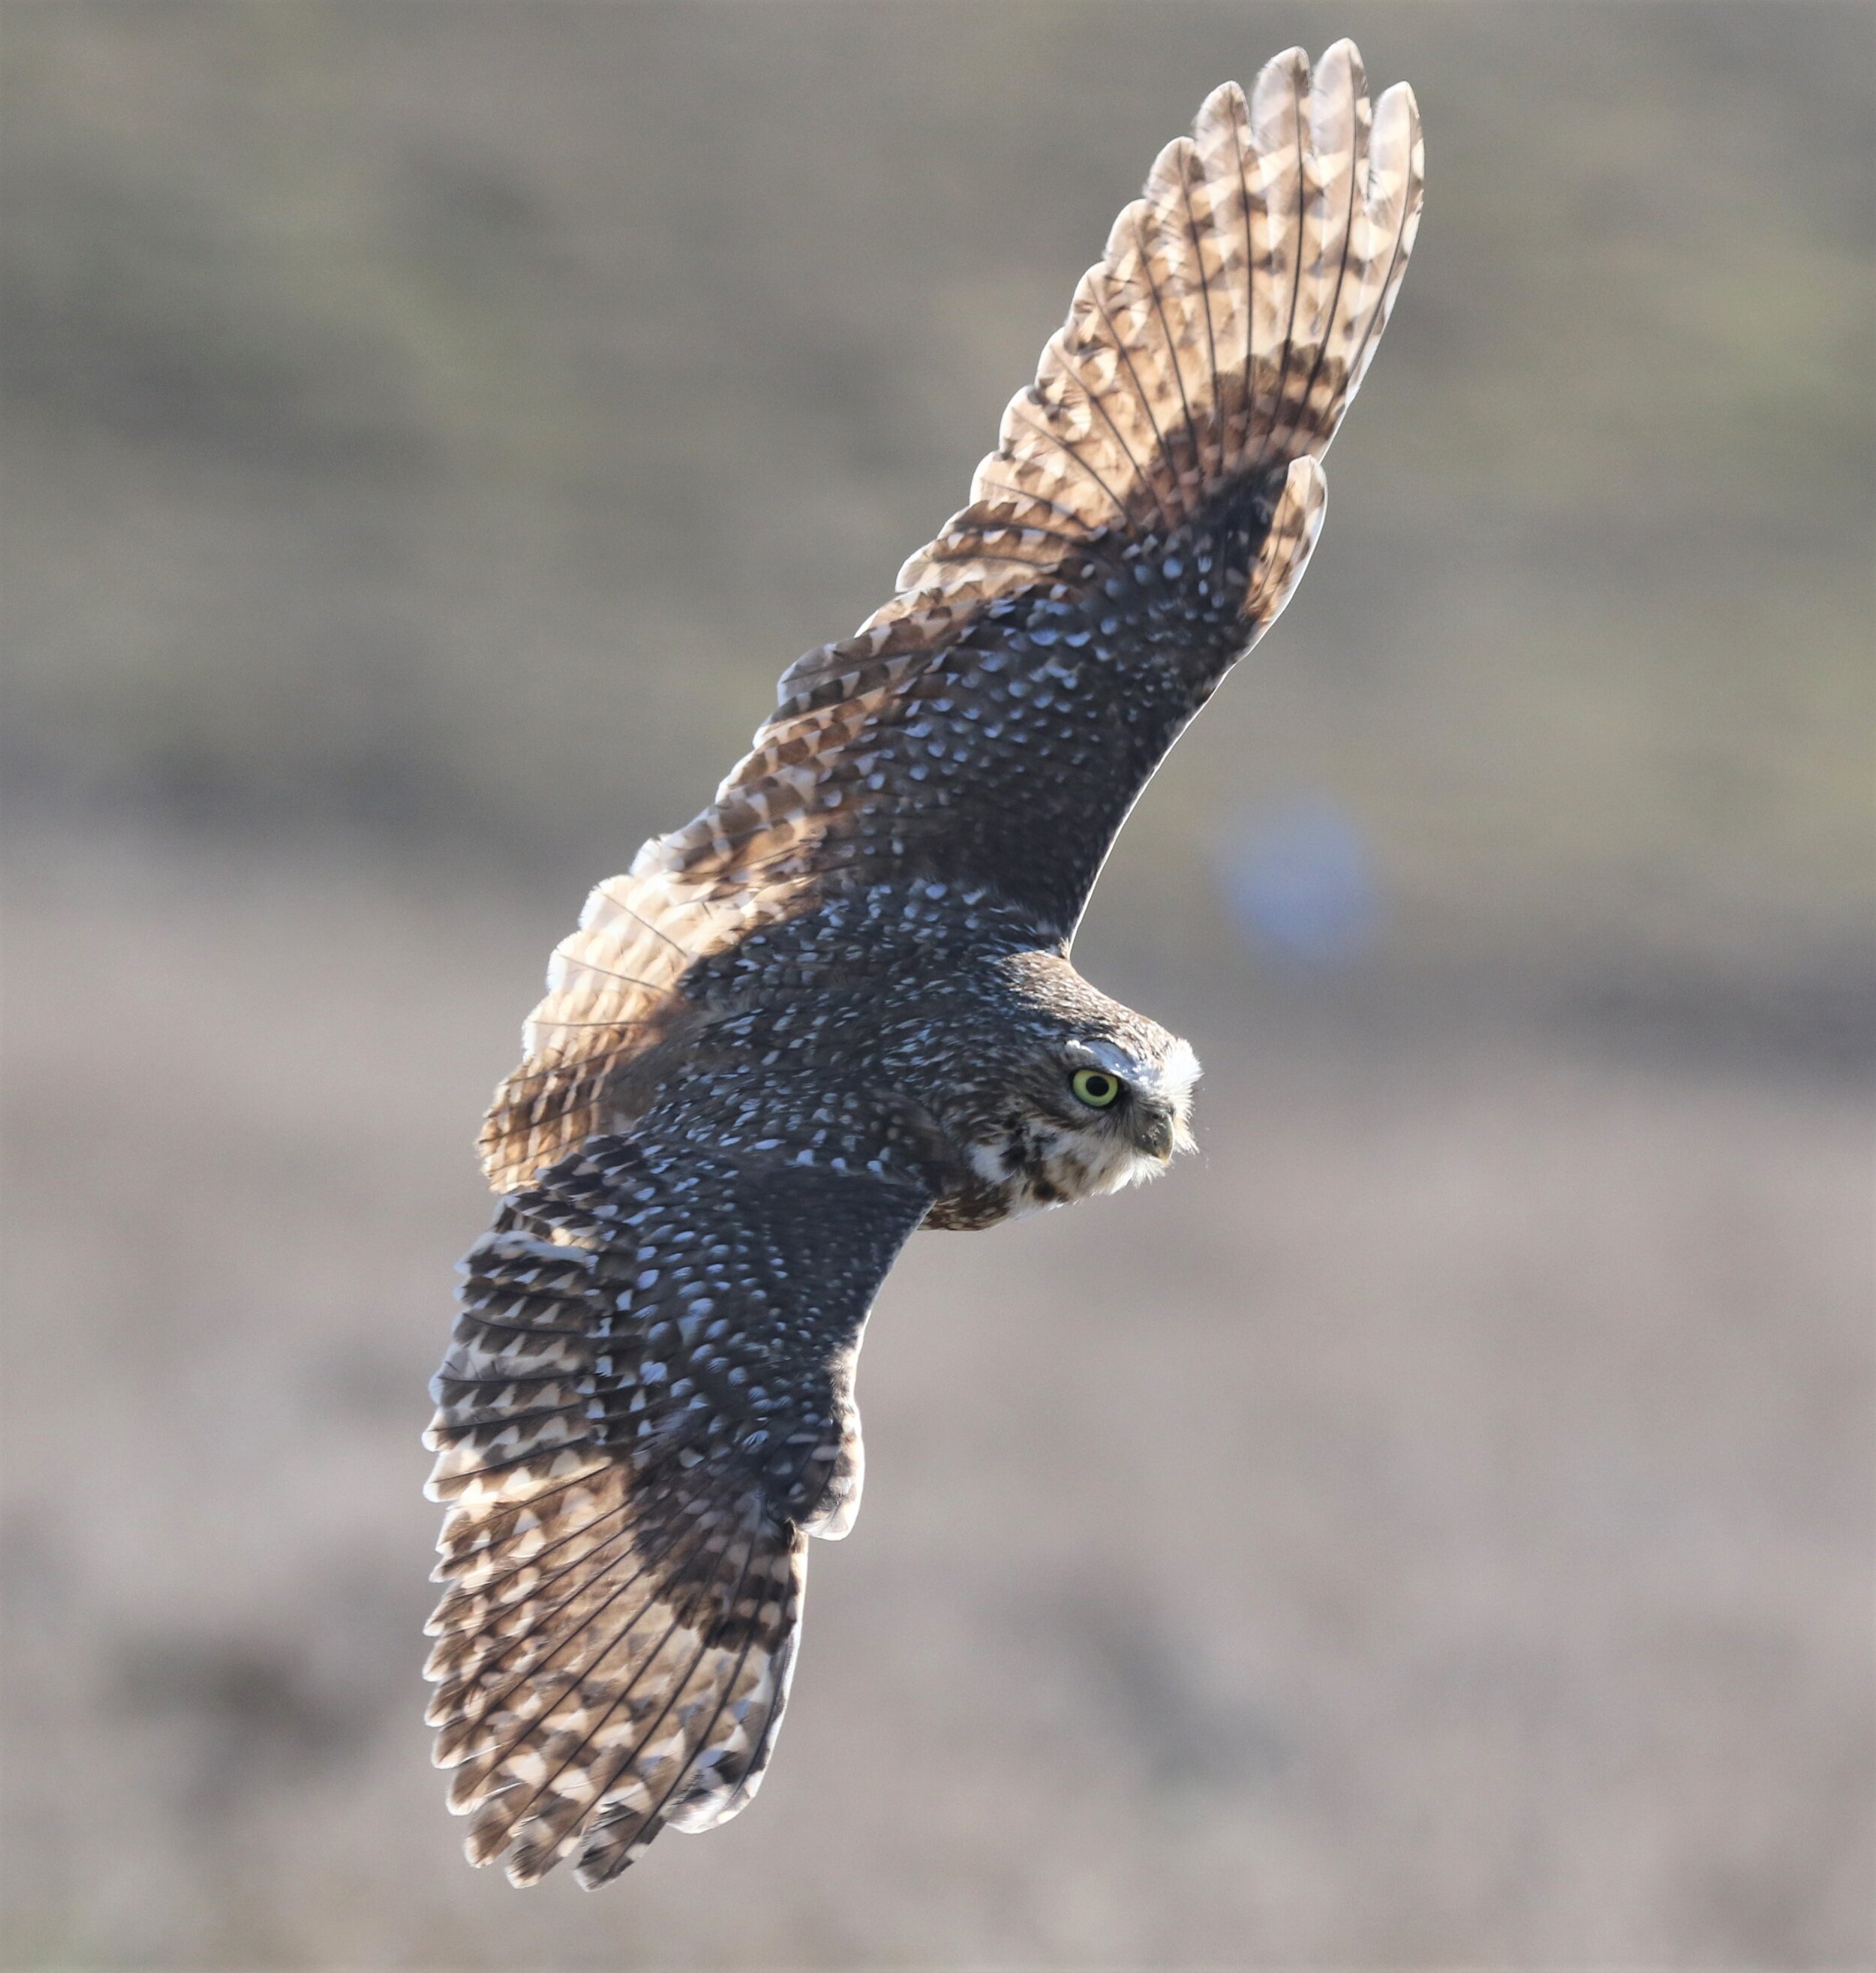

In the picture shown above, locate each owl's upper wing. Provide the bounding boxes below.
[425,1132,931,1887]
[481,41,1421,1193]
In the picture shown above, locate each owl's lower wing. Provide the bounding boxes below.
[480,40,1421,1192]
[424,1135,931,1887]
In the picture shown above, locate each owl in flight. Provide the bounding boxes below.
[425,40,1422,1887]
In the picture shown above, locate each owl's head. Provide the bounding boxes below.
[930,953,1200,1221]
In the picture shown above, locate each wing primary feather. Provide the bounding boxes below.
[1175,162,1227,484]
[431,1489,638,1598]
[999,401,1135,527]
[481,1533,752,1881]
[1268,42,1362,465]
[1127,196,1207,519]
[1258,53,1310,475]
[510,1016,655,1036]
[591,895,696,961]
[576,1566,769,1884]
[1082,287,1183,530]
[436,1464,632,1570]
[433,1479,717,1678]
[430,1489,654,1621]
[440,1531,733,1799]
[559,1533,766,1881]
[1220,86,1258,480]
[471,1598,702,1871]
[958,480,1122,537]
[1332,81,1424,430]
[541,957,669,996]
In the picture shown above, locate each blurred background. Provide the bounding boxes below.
[3,2,1871,1964]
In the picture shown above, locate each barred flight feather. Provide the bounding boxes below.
[426,1138,930,1883]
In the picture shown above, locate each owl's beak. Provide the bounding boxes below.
[1132,1108,1177,1163]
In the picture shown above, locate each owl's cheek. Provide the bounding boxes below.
[1017,1119,1156,1208]
[1075,1138,1174,1199]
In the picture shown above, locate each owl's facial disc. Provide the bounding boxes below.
[962,1032,1198,1215]
[1063,1036,1198,1164]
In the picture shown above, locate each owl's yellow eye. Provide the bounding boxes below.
[1070,1068,1121,1109]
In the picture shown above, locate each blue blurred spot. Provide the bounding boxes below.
[1215,795,1381,970]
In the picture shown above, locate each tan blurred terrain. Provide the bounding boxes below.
[3,2,1872,1965]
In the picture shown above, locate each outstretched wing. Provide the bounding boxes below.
[425,1135,931,1886]
[482,40,1423,1192]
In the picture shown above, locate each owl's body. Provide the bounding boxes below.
[427,41,1422,1888]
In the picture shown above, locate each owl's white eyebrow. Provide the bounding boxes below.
[1063,1038,1143,1080]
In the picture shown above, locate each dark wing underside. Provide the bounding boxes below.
[425,1135,931,1885]
[481,38,1421,1193]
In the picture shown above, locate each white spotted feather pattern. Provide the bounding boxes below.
[427,1140,929,1884]
[437,41,1423,1884]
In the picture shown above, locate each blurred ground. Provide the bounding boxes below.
[2,1,1872,1965]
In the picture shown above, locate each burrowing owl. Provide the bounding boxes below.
[425,40,1422,1887]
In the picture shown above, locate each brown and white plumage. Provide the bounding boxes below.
[431,41,1423,1884]
[427,1141,925,1884]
